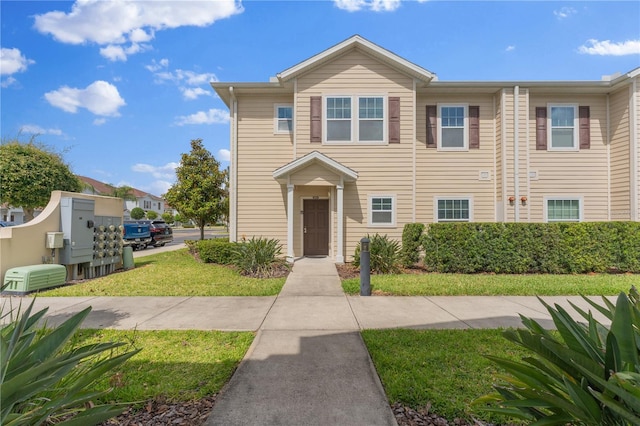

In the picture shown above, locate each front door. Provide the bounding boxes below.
[303,199,329,256]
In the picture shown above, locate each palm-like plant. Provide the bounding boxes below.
[476,288,640,425]
[1,298,139,425]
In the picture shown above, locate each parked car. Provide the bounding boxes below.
[132,219,173,247]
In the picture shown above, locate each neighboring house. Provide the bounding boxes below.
[212,35,640,263]
[1,204,27,224]
[77,175,166,220]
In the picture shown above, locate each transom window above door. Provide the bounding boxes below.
[325,95,386,143]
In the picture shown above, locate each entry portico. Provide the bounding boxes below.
[273,151,358,263]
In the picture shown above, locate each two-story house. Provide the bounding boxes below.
[212,35,639,263]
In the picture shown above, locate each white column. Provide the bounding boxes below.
[287,184,295,263]
[336,182,344,263]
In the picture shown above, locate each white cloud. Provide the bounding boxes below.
[132,162,179,180]
[20,124,63,136]
[33,0,243,61]
[554,7,577,19]
[578,39,640,56]
[44,80,126,116]
[334,0,401,12]
[1,47,35,75]
[147,180,173,196]
[217,149,230,162]
[505,45,515,52]
[93,118,107,126]
[1,76,17,88]
[181,87,211,100]
[99,43,150,61]
[175,109,229,126]
[147,63,217,100]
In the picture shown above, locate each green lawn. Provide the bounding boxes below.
[42,249,285,296]
[362,328,528,424]
[70,329,254,404]
[342,272,637,296]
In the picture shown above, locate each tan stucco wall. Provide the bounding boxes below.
[0,191,123,283]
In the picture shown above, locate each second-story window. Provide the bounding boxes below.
[326,97,352,141]
[325,96,385,143]
[549,105,577,150]
[439,105,467,150]
[275,105,293,133]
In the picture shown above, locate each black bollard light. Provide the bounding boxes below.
[360,237,371,296]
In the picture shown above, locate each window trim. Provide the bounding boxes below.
[547,103,579,151]
[544,196,583,222]
[274,104,293,134]
[368,194,396,227]
[437,103,469,151]
[434,196,473,222]
[323,95,388,144]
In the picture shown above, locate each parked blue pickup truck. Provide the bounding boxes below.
[123,221,152,250]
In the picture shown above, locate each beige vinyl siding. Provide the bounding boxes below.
[636,77,640,221]
[416,93,497,224]
[235,94,293,248]
[516,88,530,222]
[501,88,516,222]
[294,49,415,259]
[528,94,609,222]
[608,87,631,220]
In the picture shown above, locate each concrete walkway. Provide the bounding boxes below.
[205,258,396,425]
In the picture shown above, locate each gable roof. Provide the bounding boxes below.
[272,151,358,183]
[77,175,115,195]
[276,35,436,85]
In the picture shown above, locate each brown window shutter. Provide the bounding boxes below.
[469,106,480,149]
[535,107,547,150]
[388,97,400,143]
[310,96,321,143]
[426,105,437,148]
[579,106,590,149]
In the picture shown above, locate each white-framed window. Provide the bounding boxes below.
[435,197,472,222]
[325,95,386,143]
[369,195,395,226]
[548,104,578,150]
[438,104,468,150]
[545,197,582,222]
[274,104,293,134]
[143,200,151,209]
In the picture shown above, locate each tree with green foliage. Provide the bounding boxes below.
[130,207,145,220]
[164,139,228,240]
[0,137,82,222]
[173,213,183,224]
[146,210,158,220]
[162,212,174,224]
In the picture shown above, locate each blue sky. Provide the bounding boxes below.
[1,1,639,197]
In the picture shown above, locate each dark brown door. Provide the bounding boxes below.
[303,199,329,256]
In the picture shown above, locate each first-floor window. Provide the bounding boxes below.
[437,198,470,222]
[370,196,394,226]
[547,199,581,222]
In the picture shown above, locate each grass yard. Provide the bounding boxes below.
[42,249,286,296]
[362,328,529,424]
[70,329,254,403]
[342,272,637,296]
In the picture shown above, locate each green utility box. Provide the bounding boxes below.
[2,264,67,295]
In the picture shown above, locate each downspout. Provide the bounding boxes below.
[514,86,520,222]
[606,94,611,221]
[229,86,238,242]
[631,79,639,221]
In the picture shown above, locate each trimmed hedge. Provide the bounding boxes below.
[421,222,640,274]
[401,223,425,267]
[194,238,236,264]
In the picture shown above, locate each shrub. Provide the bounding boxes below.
[196,238,236,264]
[475,287,640,424]
[401,223,424,268]
[232,237,286,277]
[353,234,401,274]
[1,299,139,425]
[130,207,145,220]
[422,222,640,274]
